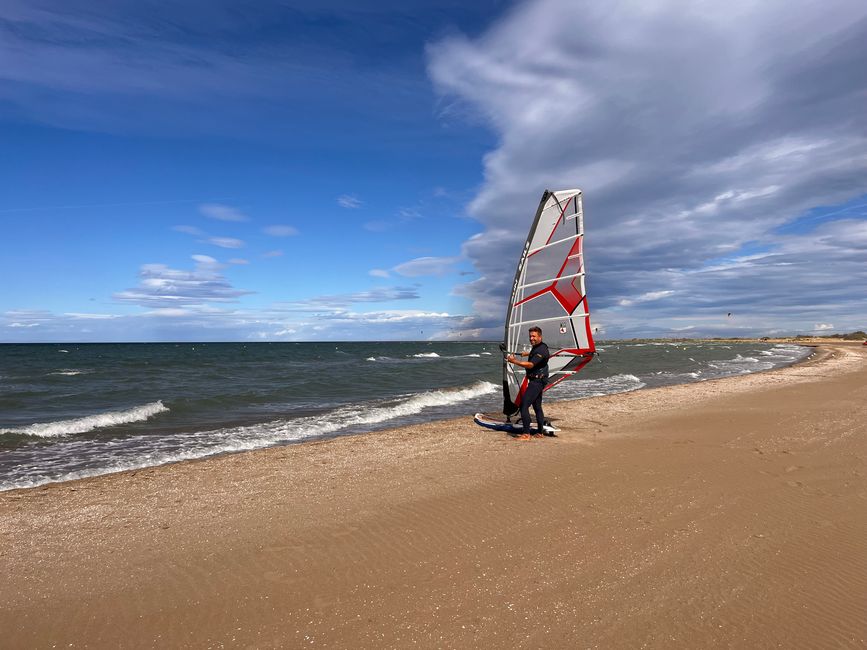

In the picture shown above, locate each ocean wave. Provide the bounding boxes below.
[48,369,86,376]
[0,401,169,438]
[707,354,772,374]
[553,373,646,399]
[411,352,441,358]
[0,383,499,490]
[326,380,499,427]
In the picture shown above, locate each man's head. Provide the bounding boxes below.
[528,326,542,345]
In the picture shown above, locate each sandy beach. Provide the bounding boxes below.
[2,342,865,648]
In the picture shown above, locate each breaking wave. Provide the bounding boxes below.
[0,401,169,438]
[0,383,498,490]
[552,373,646,399]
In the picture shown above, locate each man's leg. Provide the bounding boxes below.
[520,382,543,434]
[532,391,545,434]
[519,395,532,434]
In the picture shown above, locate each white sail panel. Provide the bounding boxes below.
[502,188,596,415]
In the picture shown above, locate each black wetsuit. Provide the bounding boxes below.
[520,342,550,434]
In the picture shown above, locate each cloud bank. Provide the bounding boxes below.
[428,0,867,338]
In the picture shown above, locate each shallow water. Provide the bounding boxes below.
[0,340,810,490]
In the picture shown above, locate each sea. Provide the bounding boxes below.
[0,340,812,491]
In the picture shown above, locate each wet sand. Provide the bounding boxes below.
[2,343,866,648]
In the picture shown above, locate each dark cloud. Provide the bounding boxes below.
[429,0,867,337]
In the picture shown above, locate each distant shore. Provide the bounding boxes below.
[2,342,865,647]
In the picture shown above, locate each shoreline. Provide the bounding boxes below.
[2,342,865,647]
[1,339,818,493]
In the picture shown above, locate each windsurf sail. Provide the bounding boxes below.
[502,188,596,416]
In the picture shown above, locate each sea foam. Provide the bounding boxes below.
[1,401,169,438]
[0,382,499,490]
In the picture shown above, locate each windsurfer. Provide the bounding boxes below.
[506,326,551,440]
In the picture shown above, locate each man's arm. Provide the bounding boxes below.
[506,354,533,369]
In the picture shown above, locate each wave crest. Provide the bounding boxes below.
[1,401,169,438]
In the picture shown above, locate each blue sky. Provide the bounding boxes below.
[2,0,866,342]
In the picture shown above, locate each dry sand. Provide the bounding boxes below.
[2,343,865,648]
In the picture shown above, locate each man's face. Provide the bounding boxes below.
[529,330,541,346]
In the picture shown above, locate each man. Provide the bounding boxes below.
[506,326,550,440]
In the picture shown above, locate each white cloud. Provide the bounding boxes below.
[144,308,191,317]
[618,290,675,307]
[0,299,476,342]
[113,256,253,307]
[393,256,460,277]
[280,286,420,309]
[192,254,219,266]
[199,203,249,222]
[263,225,298,237]
[228,258,249,265]
[369,269,390,278]
[428,0,867,337]
[262,250,283,258]
[175,225,246,250]
[63,313,121,320]
[814,323,834,331]
[207,236,245,249]
[337,195,362,209]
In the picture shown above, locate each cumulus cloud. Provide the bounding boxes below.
[428,0,867,337]
[113,256,253,307]
[2,294,468,342]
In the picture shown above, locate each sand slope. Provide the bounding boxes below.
[2,344,865,648]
